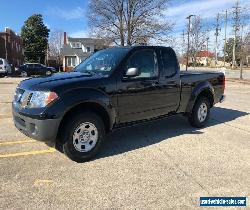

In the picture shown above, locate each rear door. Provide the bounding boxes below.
[158,47,181,113]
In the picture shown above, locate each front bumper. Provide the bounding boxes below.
[12,109,61,142]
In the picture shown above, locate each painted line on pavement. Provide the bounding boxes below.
[0,148,56,158]
[0,140,36,146]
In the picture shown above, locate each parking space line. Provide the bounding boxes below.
[0,148,56,158]
[0,140,36,146]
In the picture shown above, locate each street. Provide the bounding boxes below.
[0,78,250,209]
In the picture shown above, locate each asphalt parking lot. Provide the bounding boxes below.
[0,77,249,209]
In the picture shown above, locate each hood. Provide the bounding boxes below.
[18,72,102,90]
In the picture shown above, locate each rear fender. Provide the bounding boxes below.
[185,81,214,114]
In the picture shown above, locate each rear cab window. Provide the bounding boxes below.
[161,48,178,78]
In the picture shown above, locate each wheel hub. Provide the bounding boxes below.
[80,131,90,142]
[72,122,98,152]
[198,102,208,122]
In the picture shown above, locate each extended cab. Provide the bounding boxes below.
[12,46,225,162]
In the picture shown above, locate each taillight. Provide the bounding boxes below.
[220,75,225,92]
[222,76,225,91]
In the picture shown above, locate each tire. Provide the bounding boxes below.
[21,71,28,77]
[45,70,52,76]
[188,97,210,128]
[61,112,105,162]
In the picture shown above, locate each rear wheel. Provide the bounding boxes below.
[61,112,105,162]
[188,97,210,128]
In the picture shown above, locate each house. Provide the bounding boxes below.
[61,32,108,71]
[195,51,215,66]
[0,27,24,68]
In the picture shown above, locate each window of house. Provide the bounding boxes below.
[66,56,77,67]
[125,49,158,79]
[71,42,81,49]
[86,47,91,52]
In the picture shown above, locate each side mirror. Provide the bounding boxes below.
[125,67,140,77]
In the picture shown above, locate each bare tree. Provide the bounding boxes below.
[49,30,64,69]
[88,0,172,46]
[188,16,210,67]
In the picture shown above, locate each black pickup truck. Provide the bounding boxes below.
[12,46,225,162]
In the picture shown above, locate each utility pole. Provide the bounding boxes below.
[186,15,194,71]
[182,30,185,57]
[224,10,228,67]
[240,25,244,79]
[232,1,241,69]
[214,13,221,67]
[206,37,209,66]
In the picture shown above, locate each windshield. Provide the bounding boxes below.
[74,48,129,76]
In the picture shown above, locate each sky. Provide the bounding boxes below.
[0,0,249,52]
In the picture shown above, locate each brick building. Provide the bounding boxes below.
[0,27,24,68]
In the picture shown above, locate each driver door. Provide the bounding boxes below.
[117,48,163,123]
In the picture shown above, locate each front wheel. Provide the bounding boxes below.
[188,97,210,128]
[61,112,105,162]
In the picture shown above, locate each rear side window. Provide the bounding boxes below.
[0,60,3,65]
[161,48,178,77]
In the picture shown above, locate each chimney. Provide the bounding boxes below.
[64,32,67,45]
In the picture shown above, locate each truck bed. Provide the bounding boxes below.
[178,70,225,113]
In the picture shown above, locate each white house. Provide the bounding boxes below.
[61,32,107,71]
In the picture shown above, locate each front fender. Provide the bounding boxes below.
[45,88,116,127]
[185,81,214,113]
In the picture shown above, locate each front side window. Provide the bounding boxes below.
[34,64,42,68]
[125,49,158,78]
[0,60,3,65]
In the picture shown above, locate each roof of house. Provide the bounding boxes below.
[68,37,104,45]
[60,44,91,57]
[196,51,215,58]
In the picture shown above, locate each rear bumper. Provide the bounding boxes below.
[12,109,61,142]
[220,95,226,103]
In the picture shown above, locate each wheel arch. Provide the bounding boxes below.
[186,81,215,114]
[57,101,113,141]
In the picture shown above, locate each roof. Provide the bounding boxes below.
[60,44,91,57]
[68,37,104,45]
[196,51,215,58]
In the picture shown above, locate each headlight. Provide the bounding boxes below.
[28,91,58,108]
